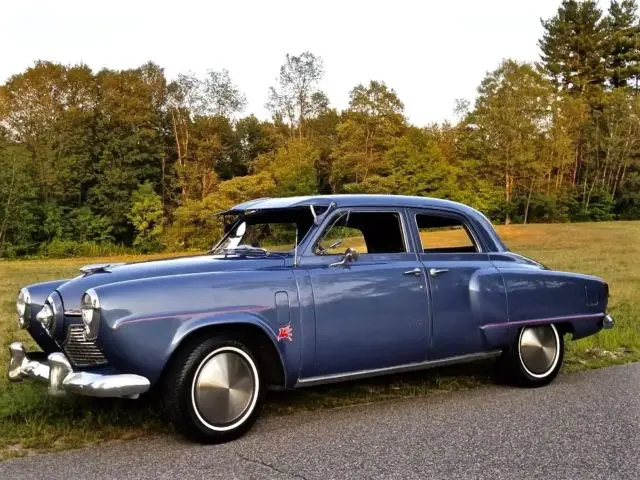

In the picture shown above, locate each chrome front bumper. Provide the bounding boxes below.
[8,342,150,399]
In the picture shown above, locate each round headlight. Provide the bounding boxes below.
[36,303,54,332]
[16,288,31,329]
[81,289,100,340]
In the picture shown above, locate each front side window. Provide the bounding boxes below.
[416,213,478,253]
[212,208,314,255]
[314,211,406,255]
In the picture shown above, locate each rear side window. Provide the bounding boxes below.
[416,214,478,253]
[315,211,406,255]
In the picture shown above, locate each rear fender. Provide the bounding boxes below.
[485,266,608,344]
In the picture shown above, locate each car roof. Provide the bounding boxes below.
[229,194,507,253]
[230,194,477,214]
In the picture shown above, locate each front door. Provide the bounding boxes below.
[411,209,502,359]
[300,209,430,377]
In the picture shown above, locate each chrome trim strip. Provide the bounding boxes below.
[398,208,410,253]
[295,350,502,388]
[64,309,82,317]
[7,342,149,399]
[480,313,604,330]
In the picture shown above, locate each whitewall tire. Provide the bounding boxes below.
[504,323,564,387]
[163,336,264,443]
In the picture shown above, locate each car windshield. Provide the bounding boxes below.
[211,207,316,256]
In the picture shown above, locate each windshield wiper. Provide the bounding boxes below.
[220,245,285,258]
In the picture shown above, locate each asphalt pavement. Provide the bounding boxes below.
[2,363,640,479]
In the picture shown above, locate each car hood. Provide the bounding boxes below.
[56,254,286,312]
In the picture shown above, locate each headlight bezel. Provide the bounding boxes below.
[81,289,101,340]
[36,302,55,332]
[16,288,31,329]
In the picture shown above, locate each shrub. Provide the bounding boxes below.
[38,239,136,258]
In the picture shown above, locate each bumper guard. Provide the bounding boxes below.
[8,342,150,399]
[603,314,615,329]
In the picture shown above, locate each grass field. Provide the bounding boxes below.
[1,221,639,460]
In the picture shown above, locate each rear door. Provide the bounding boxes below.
[410,208,504,359]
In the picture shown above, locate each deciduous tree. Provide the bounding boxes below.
[331,81,406,192]
[466,61,553,223]
[266,52,326,137]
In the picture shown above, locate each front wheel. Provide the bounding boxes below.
[503,323,564,387]
[162,336,264,443]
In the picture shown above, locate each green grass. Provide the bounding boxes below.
[1,221,639,460]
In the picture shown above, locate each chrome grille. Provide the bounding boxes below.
[62,325,107,367]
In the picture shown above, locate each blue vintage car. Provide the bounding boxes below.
[9,195,614,442]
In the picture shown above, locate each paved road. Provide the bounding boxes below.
[2,363,640,479]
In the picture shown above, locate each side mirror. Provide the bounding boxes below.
[329,247,360,268]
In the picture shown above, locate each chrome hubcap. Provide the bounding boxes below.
[518,324,559,377]
[192,348,257,429]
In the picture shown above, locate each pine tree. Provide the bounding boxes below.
[605,0,640,89]
[539,0,606,95]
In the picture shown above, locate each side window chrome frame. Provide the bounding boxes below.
[308,208,410,256]
[412,209,484,254]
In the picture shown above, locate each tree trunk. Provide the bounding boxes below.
[582,165,588,209]
[572,143,580,187]
[620,162,628,186]
[612,161,623,196]
[586,174,598,212]
[504,145,511,225]
[0,156,17,249]
[161,153,166,217]
[524,177,535,225]
[361,123,373,184]
[504,171,511,225]
[170,109,187,201]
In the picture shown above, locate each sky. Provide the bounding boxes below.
[2,0,610,126]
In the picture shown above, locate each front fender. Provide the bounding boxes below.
[171,311,279,352]
[90,270,300,386]
[170,312,289,385]
[25,279,71,318]
[100,309,290,386]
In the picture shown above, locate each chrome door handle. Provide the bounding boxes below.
[403,268,422,277]
[429,268,449,277]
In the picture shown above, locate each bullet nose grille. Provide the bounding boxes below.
[62,325,107,367]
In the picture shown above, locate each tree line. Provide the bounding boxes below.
[1,0,640,257]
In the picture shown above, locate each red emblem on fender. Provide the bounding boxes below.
[277,324,293,342]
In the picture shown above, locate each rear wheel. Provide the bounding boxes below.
[162,336,264,443]
[503,323,564,387]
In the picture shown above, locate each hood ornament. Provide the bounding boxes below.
[79,263,125,275]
